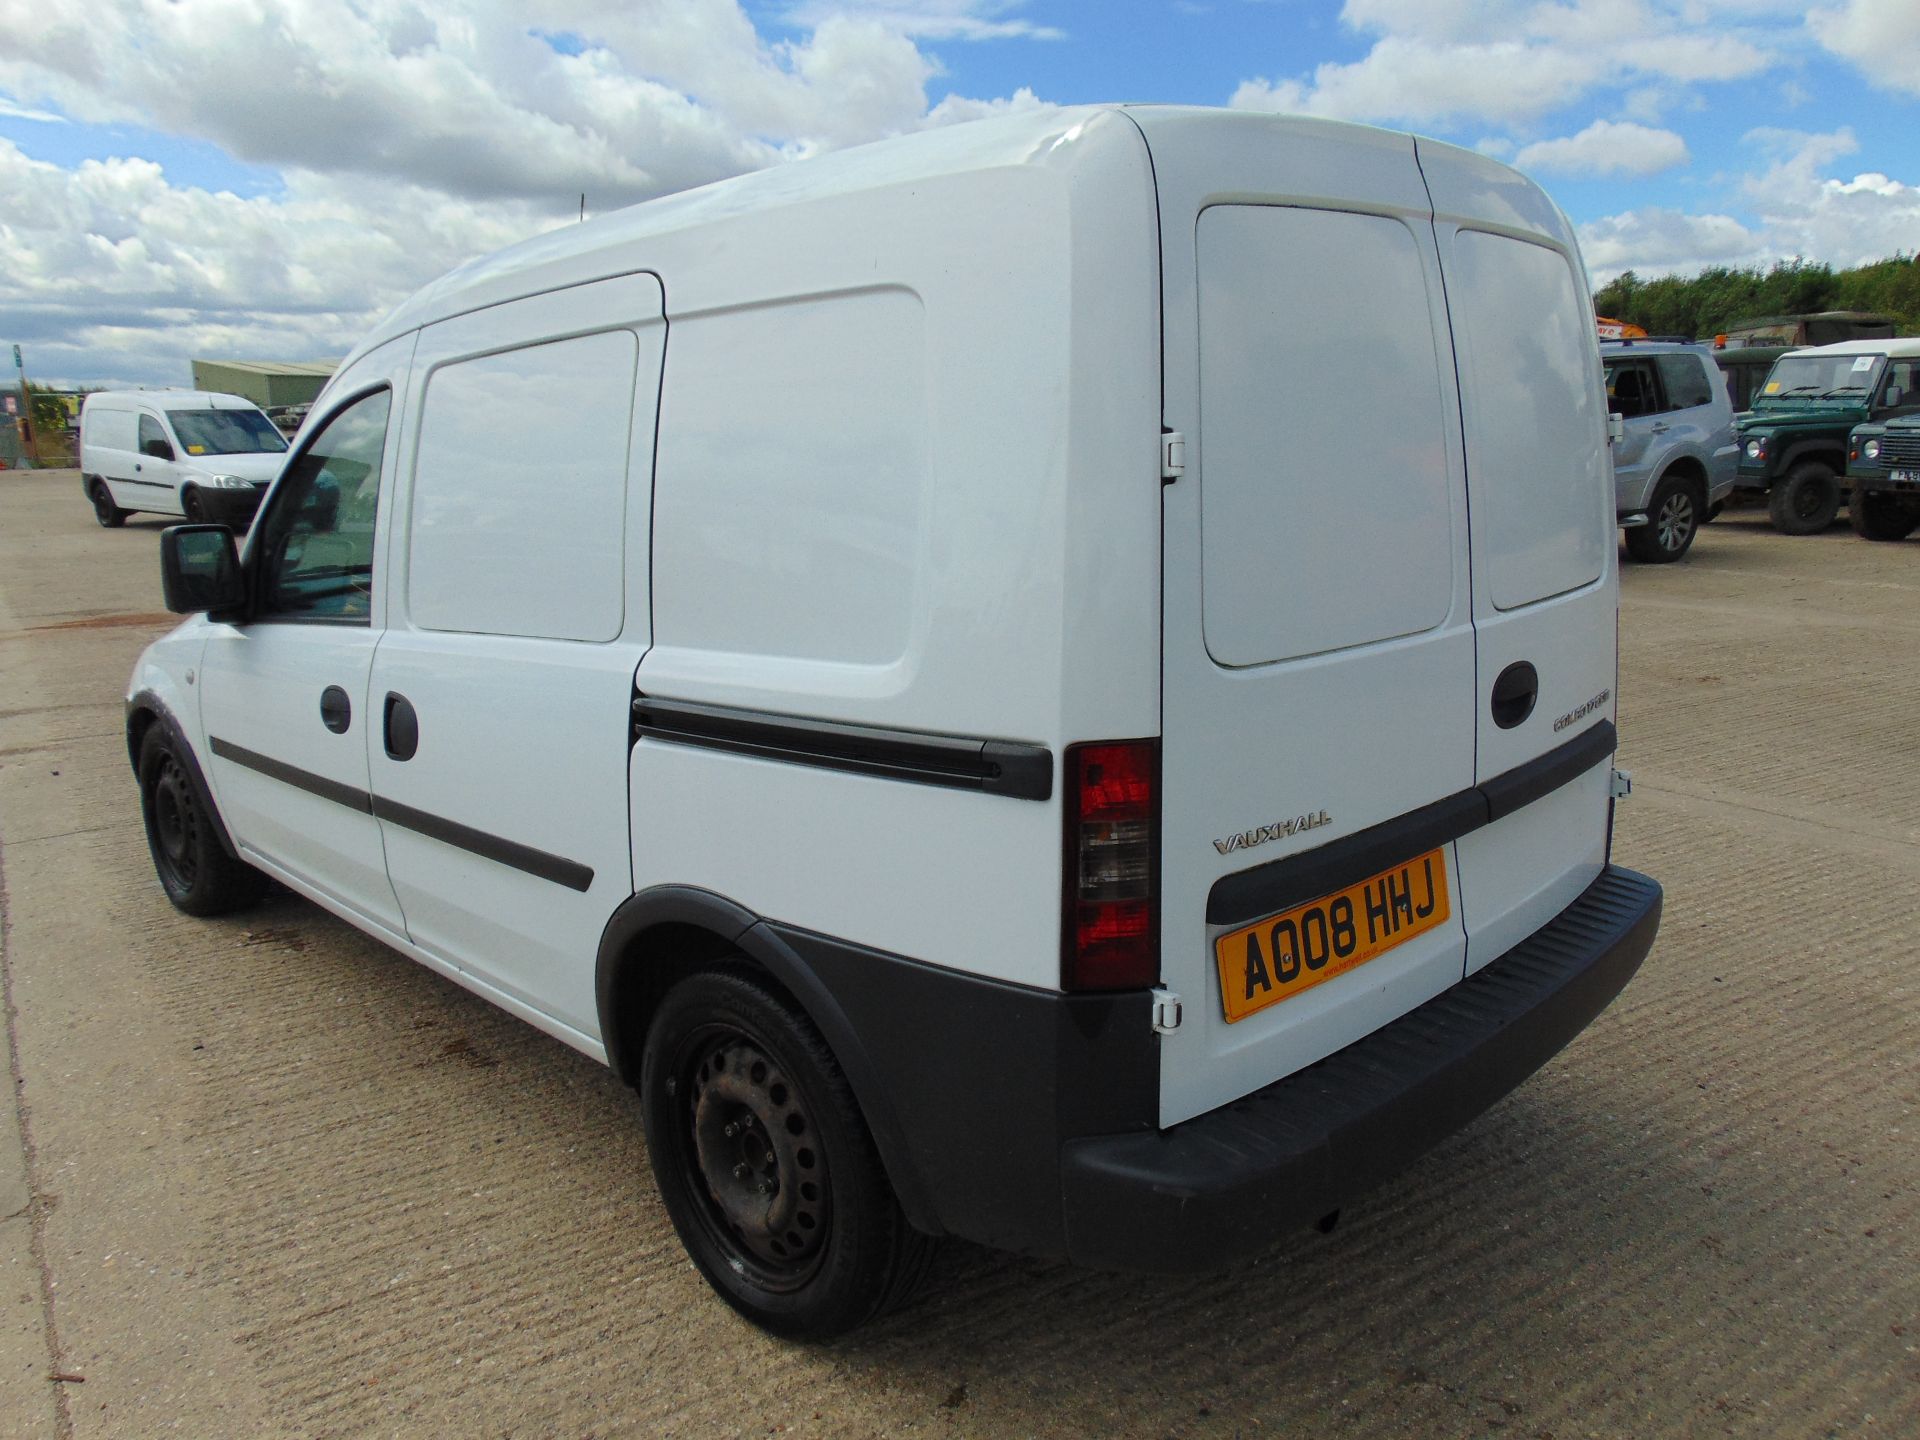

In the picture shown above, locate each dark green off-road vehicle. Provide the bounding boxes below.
[1845,413,1920,541]
[1734,339,1920,534]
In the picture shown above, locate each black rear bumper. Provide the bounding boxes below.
[1059,865,1662,1273]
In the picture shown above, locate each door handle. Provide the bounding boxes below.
[384,692,419,761]
[319,685,352,734]
[1649,424,1670,434]
[1490,661,1539,730]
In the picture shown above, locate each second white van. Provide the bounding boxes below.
[126,106,1662,1338]
[80,389,287,529]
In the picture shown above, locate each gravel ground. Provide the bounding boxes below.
[1,471,1915,1439]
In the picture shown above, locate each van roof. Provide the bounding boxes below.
[83,389,266,412]
[353,106,1521,368]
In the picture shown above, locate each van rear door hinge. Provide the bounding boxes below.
[1151,988,1183,1033]
[1610,767,1633,800]
[1160,430,1186,482]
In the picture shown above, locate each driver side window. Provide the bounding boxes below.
[253,389,392,625]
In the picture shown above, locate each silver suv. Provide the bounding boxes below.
[1604,340,1739,563]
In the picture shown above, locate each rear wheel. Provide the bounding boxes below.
[138,727,265,915]
[640,966,933,1339]
[1768,460,1840,535]
[1624,474,1702,563]
[1850,488,1920,541]
[90,481,128,528]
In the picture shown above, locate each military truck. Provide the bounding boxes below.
[1733,338,1920,534]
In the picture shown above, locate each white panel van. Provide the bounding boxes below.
[80,389,287,529]
[125,107,1662,1338]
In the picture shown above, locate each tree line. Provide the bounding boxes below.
[1592,255,1920,341]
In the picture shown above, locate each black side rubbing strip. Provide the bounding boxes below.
[369,796,594,893]
[1480,719,1617,822]
[1205,720,1617,926]
[207,736,594,892]
[632,695,1053,801]
[210,736,372,814]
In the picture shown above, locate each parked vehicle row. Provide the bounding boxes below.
[1732,337,1920,535]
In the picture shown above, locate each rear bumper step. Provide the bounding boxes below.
[1060,865,1662,1272]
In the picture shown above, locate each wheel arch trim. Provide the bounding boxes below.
[125,691,243,862]
[594,886,939,1233]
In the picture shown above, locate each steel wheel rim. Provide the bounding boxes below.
[679,1029,831,1291]
[152,756,199,885]
[1793,482,1826,520]
[1656,493,1693,552]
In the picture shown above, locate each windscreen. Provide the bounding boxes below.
[1755,353,1885,406]
[168,408,289,455]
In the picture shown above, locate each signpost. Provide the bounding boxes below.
[9,342,37,468]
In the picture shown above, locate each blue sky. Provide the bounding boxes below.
[2,0,1916,386]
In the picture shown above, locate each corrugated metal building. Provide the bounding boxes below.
[189,359,339,408]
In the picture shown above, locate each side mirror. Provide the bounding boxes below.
[1607,412,1625,445]
[160,524,245,616]
[142,437,175,461]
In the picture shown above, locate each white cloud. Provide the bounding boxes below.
[1577,126,1920,282]
[1808,0,1920,94]
[0,96,65,123]
[1233,0,1775,129]
[1515,120,1690,178]
[0,1,1049,384]
[781,1,1065,41]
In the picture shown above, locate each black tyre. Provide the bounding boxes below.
[137,727,266,915]
[1849,489,1920,542]
[1768,460,1840,535]
[90,480,128,528]
[640,966,934,1339]
[182,487,207,522]
[1625,475,1703,563]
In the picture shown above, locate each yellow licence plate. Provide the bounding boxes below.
[1214,848,1451,1023]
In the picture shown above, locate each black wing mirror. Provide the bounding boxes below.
[160,524,245,617]
[142,437,175,461]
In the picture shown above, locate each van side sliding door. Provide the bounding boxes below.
[367,273,665,1048]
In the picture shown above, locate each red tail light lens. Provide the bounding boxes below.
[1063,739,1159,991]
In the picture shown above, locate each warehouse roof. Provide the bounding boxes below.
[193,359,341,377]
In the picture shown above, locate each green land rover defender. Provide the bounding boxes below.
[1734,339,1920,535]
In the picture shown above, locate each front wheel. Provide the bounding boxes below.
[640,966,933,1339]
[138,727,266,915]
[90,481,128,528]
[182,487,207,522]
[1769,461,1840,535]
[1850,488,1920,541]
[1625,475,1703,563]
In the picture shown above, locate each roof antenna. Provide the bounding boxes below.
[579,193,586,223]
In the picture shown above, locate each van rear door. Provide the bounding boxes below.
[1134,113,1478,1127]
[1415,139,1617,975]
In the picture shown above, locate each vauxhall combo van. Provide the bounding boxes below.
[80,389,287,529]
[127,107,1663,1337]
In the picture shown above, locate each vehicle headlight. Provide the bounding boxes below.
[1863,439,1881,460]
[208,474,255,489]
[1745,439,1764,459]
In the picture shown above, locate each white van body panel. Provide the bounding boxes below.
[1137,111,1479,1126]
[623,110,1161,990]
[370,273,665,1038]
[80,389,285,515]
[1415,140,1617,976]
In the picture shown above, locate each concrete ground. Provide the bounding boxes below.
[1,469,1914,1439]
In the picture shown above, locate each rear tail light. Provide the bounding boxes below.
[1062,739,1159,991]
